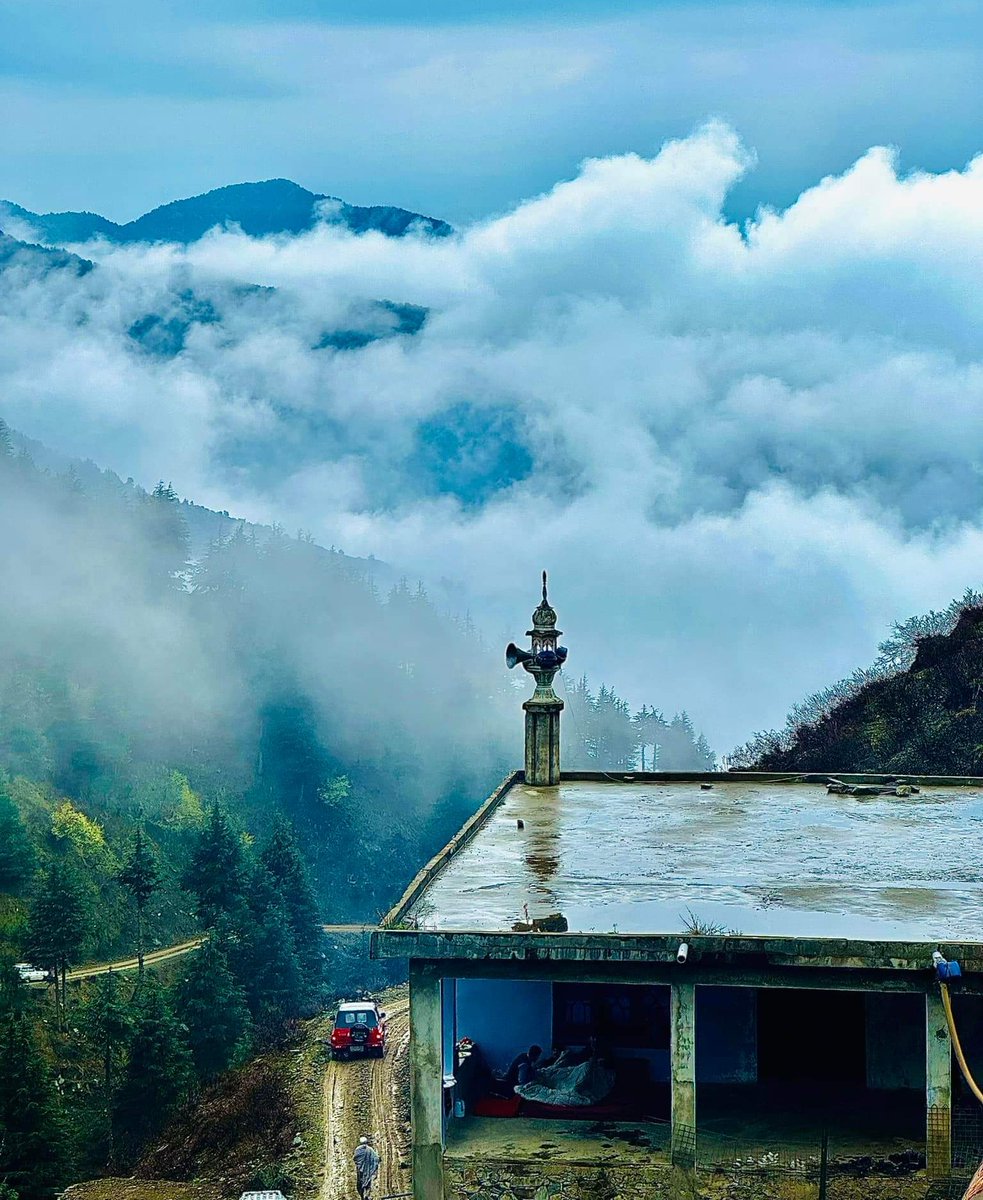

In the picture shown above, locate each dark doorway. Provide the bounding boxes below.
[757,989,866,1084]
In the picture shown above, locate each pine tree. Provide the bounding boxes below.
[183,804,247,927]
[82,971,133,1166]
[0,1012,68,1199]
[145,481,189,590]
[117,828,161,975]
[238,865,304,1033]
[0,789,35,893]
[116,982,191,1150]
[0,957,29,1017]
[26,859,91,1025]
[260,817,323,999]
[174,935,252,1082]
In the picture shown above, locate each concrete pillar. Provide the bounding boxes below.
[926,989,952,1179]
[671,980,697,1168]
[410,961,443,1200]
[523,699,562,785]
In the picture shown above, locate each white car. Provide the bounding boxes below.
[14,963,50,984]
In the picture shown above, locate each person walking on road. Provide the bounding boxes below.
[353,1135,380,1199]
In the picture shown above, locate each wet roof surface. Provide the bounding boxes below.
[409,778,983,941]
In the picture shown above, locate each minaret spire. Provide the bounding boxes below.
[506,572,569,786]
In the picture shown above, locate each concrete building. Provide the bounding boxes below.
[372,579,983,1199]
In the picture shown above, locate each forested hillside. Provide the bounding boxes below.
[0,416,715,1197]
[734,590,983,775]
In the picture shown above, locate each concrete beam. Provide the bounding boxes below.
[671,981,697,1168]
[410,961,443,1200]
[388,955,945,995]
[372,928,983,974]
[926,989,952,1179]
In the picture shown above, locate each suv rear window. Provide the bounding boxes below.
[338,1010,377,1027]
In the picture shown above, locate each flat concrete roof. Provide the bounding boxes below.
[395,773,983,944]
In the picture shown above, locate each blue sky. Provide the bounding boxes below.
[2,1,983,224]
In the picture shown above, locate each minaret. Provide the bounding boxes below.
[506,572,568,786]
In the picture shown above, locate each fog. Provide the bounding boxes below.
[4,122,983,748]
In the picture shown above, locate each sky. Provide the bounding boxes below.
[4,2,983,753]
[3,1,983,225]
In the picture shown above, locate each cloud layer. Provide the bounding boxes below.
[4,122,983,747]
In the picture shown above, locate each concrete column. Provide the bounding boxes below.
[410,960,443,1200]
[523,701,562,785]
[926,989,952,1179]
[671,980,697,1168]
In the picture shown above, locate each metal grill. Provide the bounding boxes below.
[929,1104,983,1196]
[694,1126,821,1178]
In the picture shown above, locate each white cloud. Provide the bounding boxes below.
[5,121,983,747]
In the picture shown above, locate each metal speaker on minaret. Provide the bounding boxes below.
[506,643,534,669]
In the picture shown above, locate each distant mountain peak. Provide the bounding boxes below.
[0,179,452,247]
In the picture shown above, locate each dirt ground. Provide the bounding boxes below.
[319,988,412,1200]
[446,1114,671,1166]
[61,1181,221,1200]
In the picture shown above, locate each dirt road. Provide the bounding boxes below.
[321,991,412,1200]
[66,938,205,980]
[66,926,374,983]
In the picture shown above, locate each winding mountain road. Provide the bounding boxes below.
[66,925,376,981]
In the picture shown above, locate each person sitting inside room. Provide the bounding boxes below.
[515,1039,615,1107]
[492,1044,543,1094]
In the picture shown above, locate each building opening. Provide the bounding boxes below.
[757,988,866,1084]
[445,977,928,1167]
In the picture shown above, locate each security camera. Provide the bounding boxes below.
[677,942,689,964]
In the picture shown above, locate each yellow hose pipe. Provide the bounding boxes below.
[941,981,983,1106]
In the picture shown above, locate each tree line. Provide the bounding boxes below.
[562,679,716,772]
[0,804,323,1199]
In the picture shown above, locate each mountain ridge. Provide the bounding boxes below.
[0,178,453,246]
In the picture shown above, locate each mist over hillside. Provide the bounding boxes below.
[0,423,715,916]
[6,128,983,745]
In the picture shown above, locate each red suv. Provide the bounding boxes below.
[329,999,388,1060]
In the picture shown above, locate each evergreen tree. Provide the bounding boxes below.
[183,804,247,927]
[694,732,717,771]
[0,1012,67,1199]
[145,481,190,590]
[116,982,191,1151]
[26,859,91,1024]
[260,816,323,997]
[0,958,29,1018]
[117,828,161,974]
[82,971,133,1166]
[0,789,35,894]
[174,935,252,1082]
[592,685,638,770]
[238,865,304,1032]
